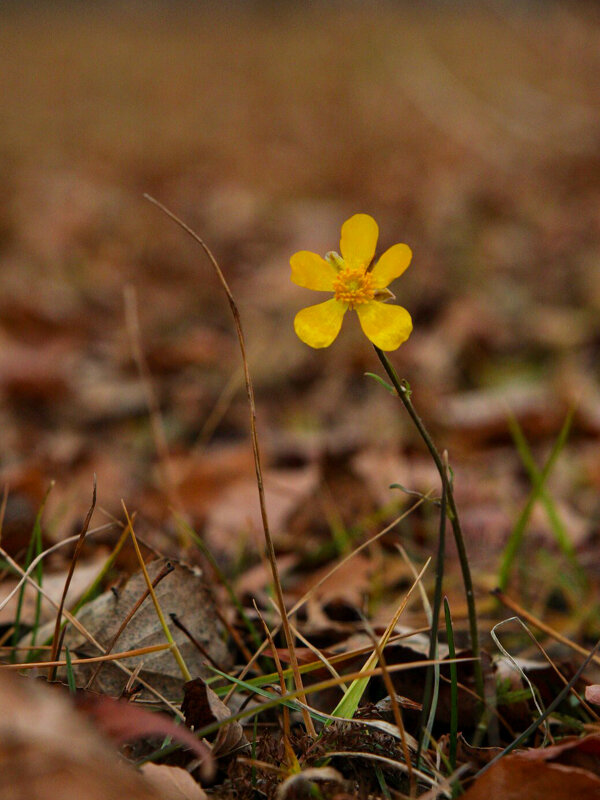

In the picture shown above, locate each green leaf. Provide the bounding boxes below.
[498,409,579,591]
[364,372,397,395]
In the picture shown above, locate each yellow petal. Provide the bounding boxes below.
[340,214,379,270]
[356,302,413,351]
[290,251,337,291]
[371,243,412,288]
[294,299,347,348]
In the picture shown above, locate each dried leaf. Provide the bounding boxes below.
[462,755,600,799]
[203,466,319,556]
[517,734,600,776]
[0,672,164,800]
[75,691,214,781]
[30,558,232,700]
[585,685,600,705]
[276,766,344,800]
[0,557,106,626]
[141,764,207,800]
[182,678,247,759]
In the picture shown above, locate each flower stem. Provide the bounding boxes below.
[374,346,484,706]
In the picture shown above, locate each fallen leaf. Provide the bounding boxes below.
[276,766,344,800]
[516,734,600,776]
[30,558,232,700]
[294,553,374,608]
[462,755,600,800]
[0,556,106,626]
[141,764,207,800]
[182,678,247,758]
[75,690,214,781]
[585,685,600,705]
[203,465,319,556]
[435,384,564,443]
[0,335,71,403]
[0,672,165,800]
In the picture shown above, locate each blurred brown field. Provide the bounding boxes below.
[0,1,599,586]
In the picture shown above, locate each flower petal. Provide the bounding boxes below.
[370,243,412,288]
[290,251,337,291]
[294,299,347,349]
[340,214,379,270]
[356,302,413,351]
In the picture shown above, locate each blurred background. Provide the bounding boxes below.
[0,1,599,609]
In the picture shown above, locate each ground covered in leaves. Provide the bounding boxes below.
[1,3,600,799]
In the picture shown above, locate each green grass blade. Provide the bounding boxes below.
[498,410,574,591]
[443,598,458,779]
[65,646,77,694]
[329,560,429,722]
[374,765,391,799]
[207,665,330,725]
[506,409,585,586]
[11,484,53,660]
[418,471,447,761]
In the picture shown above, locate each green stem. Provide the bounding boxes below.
[444,597,459,790]
[417,460,446,764]
[374,346,484,705]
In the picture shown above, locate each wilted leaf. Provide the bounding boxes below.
[462,755,600,799]
[0,672,165,800]
[585,685,600,706]
[182,678,247,759]
[75,691,214,781]
[0,556,106,626]
[31,558,232,700]
[516,734,600,776]
[276,766,344,800]
[203,465,319,556]
[141,764,207,800]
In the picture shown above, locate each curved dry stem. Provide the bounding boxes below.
[145,195,315,736]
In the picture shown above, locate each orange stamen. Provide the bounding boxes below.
[333,267,375,309]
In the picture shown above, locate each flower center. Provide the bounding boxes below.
[333,267,375,309]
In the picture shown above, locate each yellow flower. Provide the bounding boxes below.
[291,214,413,351]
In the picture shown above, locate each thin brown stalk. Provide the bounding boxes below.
[0,627,14,647]
[235,758,287,777]
[437,673,518,738]
[145,194,315,736]
[169,612,228,672]
[319,752,436,787]
[329,558,431,720]
[517,622,600,722]
[197,655,475,742]
[213,604,256,667]
[196,364,243,447]
[233,628,434,690]
[48,478,97,679]
[0,642,172,671]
